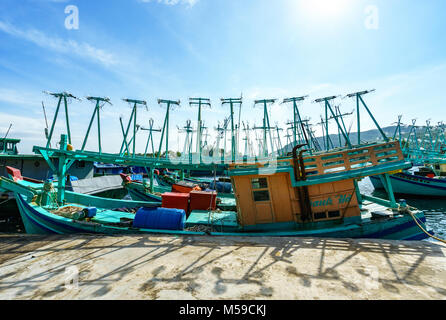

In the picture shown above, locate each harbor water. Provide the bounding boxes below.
[358,178,446,241]
[1,179,446,241]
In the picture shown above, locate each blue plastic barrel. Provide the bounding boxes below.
[131,174,143,181]
[133,207,186,231]
[210,181,233,193]
[83,207,97,218]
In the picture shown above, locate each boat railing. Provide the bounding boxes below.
[229,141,405,178]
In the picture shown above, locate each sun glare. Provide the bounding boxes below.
[298,0,352,20]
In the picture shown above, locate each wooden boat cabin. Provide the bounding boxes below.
[0,138,20,155]
[228,141,407,231]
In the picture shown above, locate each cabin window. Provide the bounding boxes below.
[314,212,327,220]
[253,190,270,202]
[6,143,14,151]
[251,178,270,202]
[328,210,341,218]
[76,160,86,168]
[0,142,3,150]
[251,177,268,189]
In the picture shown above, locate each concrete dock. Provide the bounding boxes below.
[0,233,445,300]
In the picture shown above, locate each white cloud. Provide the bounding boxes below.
[0,21,117,67]
[0,88,43,107]
[0,112,45,139]
[138,0,199,7]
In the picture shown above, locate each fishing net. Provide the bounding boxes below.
[52,206,84,218]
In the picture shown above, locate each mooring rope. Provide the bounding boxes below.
[407,208,446,244]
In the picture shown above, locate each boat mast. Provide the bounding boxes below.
[82,96,112,154]
[274,124,284,156]
[316,116,334,151]
[177,120,195,164]
[434,121,446,153]
[120,99,147,158]
[284,127,293,154]
[392,115,403,140]
[44,91,80,148]
[345,89,388,145]
[254,99,277,158]
[221,97,242,163]
[422,120,434,153]
[189,98,211,164]
[282,96,308,148]
[327,106,353,148]
[315,95,352,151]
[140,118,162,157]
[157,99,180,160]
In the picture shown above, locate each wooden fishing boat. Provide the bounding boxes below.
[377,117,446,197]
[0,138,431,240]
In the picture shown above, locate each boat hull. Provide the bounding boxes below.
[14,193,429,241]
[370,173,446,197]
[127,186,163,202]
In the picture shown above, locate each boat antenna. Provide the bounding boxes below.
[41,101,51,148]
[2,123,12,141]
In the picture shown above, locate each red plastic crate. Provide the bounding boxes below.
[189,190,217,211]
[6,166,23,181]
[161,192,190,213]
[171,184,194,194]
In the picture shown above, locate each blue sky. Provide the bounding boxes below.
[1,0,446,154]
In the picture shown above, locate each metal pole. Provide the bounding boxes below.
[358,94,388,142]
[57,134,68,204]
[81,104,98,151]
[46,96,62,148]
[63,95,72,145]
[120,107,136,156]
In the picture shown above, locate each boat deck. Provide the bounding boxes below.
[50,199,396,232]
[360,200,395,220]
[186,210,239,232]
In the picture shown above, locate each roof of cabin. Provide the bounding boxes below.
[0,138,20,143]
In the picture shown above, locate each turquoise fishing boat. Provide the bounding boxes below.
[370,165,446,197]
[371,118,446,197]
[0,136,431,240]
[0,90,437,240]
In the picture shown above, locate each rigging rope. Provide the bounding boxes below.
[406,208,446,244]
